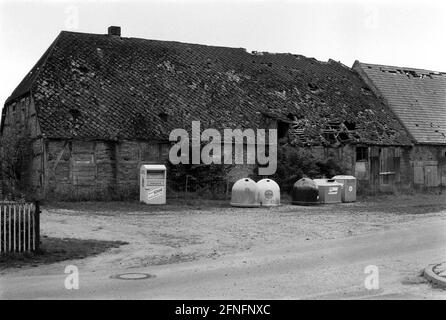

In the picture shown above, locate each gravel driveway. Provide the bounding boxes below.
[19,193,444,276]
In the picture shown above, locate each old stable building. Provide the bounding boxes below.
[354,61,446,190]
[1,27,415,200]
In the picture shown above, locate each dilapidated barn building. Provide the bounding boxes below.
[1,27,412,200]
[354,61,446,190]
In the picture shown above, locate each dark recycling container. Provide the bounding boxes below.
[291,178,320,205]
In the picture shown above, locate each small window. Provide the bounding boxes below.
[356,147,368,162]
[74,154,94,164]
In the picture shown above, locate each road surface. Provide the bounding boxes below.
[1,220,446,299]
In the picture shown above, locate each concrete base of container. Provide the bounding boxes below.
[291,201,320,206]
[259,203,280,207]
[230,203,261,208]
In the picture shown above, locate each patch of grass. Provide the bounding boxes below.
[0,235,128,271]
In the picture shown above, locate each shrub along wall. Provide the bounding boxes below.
[251,145,350,194]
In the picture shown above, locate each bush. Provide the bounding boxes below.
[0,133,34,200]
[251,145,348,193]
[167,145,349,197]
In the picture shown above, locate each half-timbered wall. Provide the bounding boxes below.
[44,139,170,199]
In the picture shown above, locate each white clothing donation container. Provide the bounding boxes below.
[140,164,167,204]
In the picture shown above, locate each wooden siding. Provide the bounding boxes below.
[44,139,170,199]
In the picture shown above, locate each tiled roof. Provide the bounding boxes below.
[4,31,411,146]
[354,61,446,145]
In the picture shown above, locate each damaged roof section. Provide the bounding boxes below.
[354,61,446,145]
[5,31,411,146]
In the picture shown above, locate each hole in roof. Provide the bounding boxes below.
[403,70,421,78]
[339,132,350,141]
[344,122,356,130]
[361,87,371,95]
[79,65,89,73]
[323,132,337,144]
[69,109,81,119]
[277,121,289,139]
[307,83,319,92]
[158,112,168,122]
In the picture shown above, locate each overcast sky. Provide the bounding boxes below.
[1,0,446,108]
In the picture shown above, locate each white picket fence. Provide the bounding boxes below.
[0,202,40,253]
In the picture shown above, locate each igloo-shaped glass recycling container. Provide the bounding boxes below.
[230,178,260,207]
[291,178,319,205]
[256,178,280,207]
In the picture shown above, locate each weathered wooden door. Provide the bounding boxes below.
[71,141,96,187]
[424,161,439,187]
[379,148,395,187]
[413,161,424,185]
[413,161,439,187]
[370,156,380,191]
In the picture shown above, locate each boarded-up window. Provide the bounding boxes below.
[71,143,96,186]
[414,161,439,187]
[414,161,424,185]
[425,164,438,187]
[141,143,159,161]
[73,154,94,164]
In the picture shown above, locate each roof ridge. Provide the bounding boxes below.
[59,30,330,62]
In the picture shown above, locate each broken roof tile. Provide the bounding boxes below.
[3,31,411,146]
[354,61,446,145]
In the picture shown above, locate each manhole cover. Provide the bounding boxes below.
[423,262,446,289]
[111,273,155,280]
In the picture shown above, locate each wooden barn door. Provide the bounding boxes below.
[413,161,439,187]
[71,141,96,189]
[424,161,439,187]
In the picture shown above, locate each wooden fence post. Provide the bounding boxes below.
[34,201,41,251]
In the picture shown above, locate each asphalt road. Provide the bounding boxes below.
[1,220,446,299]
